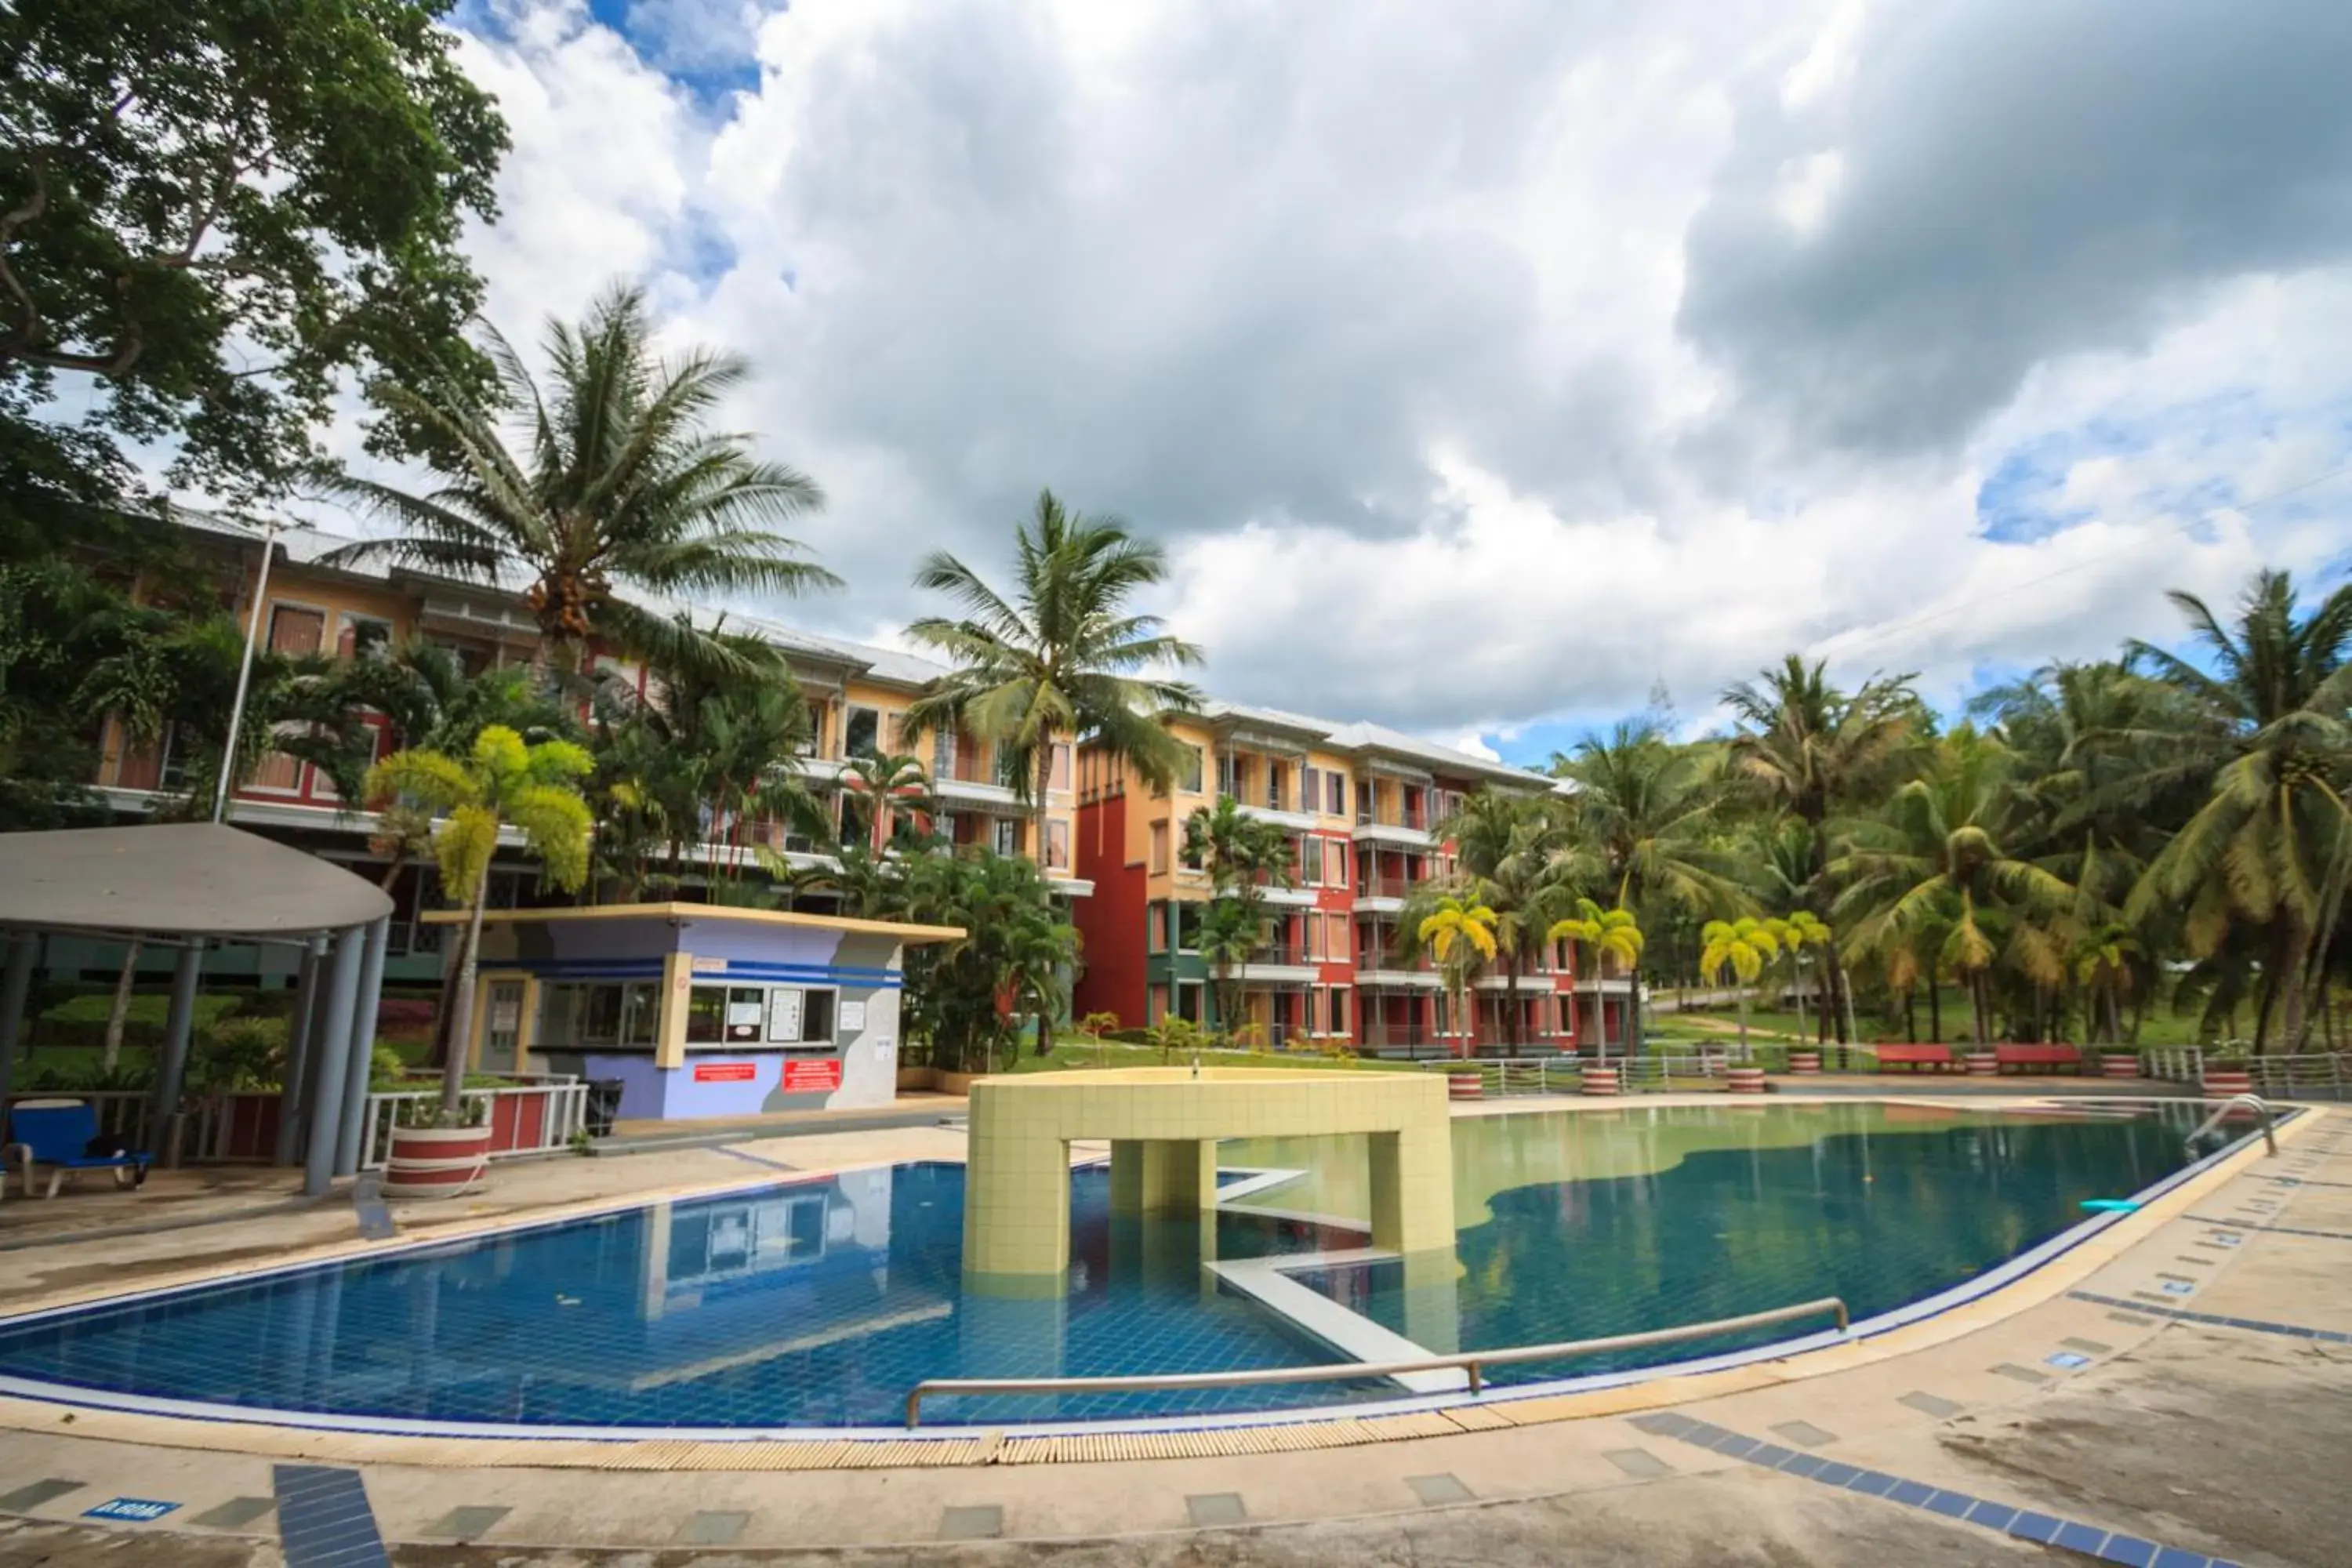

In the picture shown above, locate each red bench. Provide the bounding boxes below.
[1994,1044,2082,1074]
[1874,1045,1955,1073]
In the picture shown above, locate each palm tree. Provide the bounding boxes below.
[905,489,1204,864]
[1181,794,1297,1039]
[1548,898,1644,1061]
[2074,922,2143,1046]
[325,284,836,682]
[1430,790,1568,1051]
[1698,916,1784,1057]
[364,727,594,1116]
[2120,572,2352,1049]
[1777,909,1836,1044]
[1831,729,2076,1047]
[1554,722,1744,915]
[1722,655,1918,1043]
[1417,895,1497,1058]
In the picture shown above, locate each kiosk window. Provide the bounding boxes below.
[765,985,837,1045]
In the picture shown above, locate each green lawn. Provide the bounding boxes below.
[1658,986,2227,1048]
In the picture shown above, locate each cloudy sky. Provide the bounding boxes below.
[326,0,2352,765]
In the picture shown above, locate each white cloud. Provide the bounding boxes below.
[299,0,2352,739]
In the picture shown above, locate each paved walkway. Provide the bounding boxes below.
[0,1102,2341,1565]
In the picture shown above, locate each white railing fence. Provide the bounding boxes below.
[2140,1047,2352,1098]
[1417,1053,1738,1096]
[354,1080,590,1171]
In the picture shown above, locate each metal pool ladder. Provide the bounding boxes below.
[2187,1092,2277,1158]
[902,1294,1848,1428]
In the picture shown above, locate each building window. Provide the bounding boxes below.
[1174,901,1203,954]
[1325,771,1345,815]
[1265,760,1287,811]
[336,614,393,660]
[1149,820,1170,873]
[1150,985,1171,1024]
[1330,847,1348,890]
[765,985,838,1047]
[1178,744,1204,794]
[1051,743,1072,792]
[839,796,872,848]
[1330,986,1350,1037]
[1176,980,1205,1022]
[1302,766,1320,814]
[267,603,325,655]
[1148,902,1167,953]
[1046,818,1070,870]
[992,818,1022,857]
[1298,835,1323,884]
[844,706,880,760]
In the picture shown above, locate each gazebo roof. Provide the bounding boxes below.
[0,822,395,941]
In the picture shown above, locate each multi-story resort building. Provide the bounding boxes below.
[62,514,1632,1054]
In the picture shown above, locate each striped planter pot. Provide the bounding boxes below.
[2100,1054,2143,1080]
[1788,1051,1822,1075]
[1580,1065,1621,1097]
[1964,1051,1999,1076]
[1447,1073,1485,1102]
[1726,1065,1766,1095]
[2201,1069,2253,1098]
[383,1123,491,1200]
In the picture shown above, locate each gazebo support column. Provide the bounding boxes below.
[274,938,325,1165]
[150,942,205,1163]
[333,916,390,1177]
[301,926,365,1196]
[0,935,37,1108]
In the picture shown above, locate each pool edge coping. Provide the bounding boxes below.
[0,1098,2325,1468]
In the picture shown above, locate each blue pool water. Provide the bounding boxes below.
[0,1105,2209,1429]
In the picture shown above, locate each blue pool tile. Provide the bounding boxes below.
[1746,1443,1794,1468]
[1628,1412,1695,1437]
[2056,1521,2113,1555]
[1779,1453,1827,1479]
[1888,1479,1936,1507]
[1922,1490,1977,1519]
[1811,1461,1860,1486]
[1707,1432,1759,1458]
[2100,1538,2158,1567]
[2008,1512,2063,1544]
[2150,1553,2210,1568]
[1963,1501,2016,1531]
[1845,1470,1898,1497]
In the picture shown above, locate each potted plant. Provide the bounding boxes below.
[2201,1054,2253,1098]
[382,1094,492,1198]
[2097,1046,2143,1080]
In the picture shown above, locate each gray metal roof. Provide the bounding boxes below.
[0,823,395,938]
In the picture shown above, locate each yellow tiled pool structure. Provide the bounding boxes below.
[962,1069,1456,1281]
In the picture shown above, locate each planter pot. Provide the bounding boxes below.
[934,1070,984,1096]
[1447,1073,1485,1102]
[2100,1054,2143,1080]
[2202,1068,2253,1098]
[1788,1050,1821,1076]
[895,1066,939,1092]
[1726,1065,1766,1095]
[382,1123,490,1200]
[1580,1065,1621,1097]
[1964,1051,1999,1076]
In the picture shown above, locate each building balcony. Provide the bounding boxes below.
[1236,800,1317,831]
[1351,816,1433,848]
[1355,962,1443,989]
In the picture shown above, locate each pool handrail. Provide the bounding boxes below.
[2186,1092,2276,1157]
[902,1294,1848,1428]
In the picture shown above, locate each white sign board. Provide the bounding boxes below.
[766,987,804,1042]
[840,1000,868,1034]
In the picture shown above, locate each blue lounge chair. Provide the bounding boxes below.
[5,1099,152,1199]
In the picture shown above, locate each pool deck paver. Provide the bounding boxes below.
[0,1098,2337,1565]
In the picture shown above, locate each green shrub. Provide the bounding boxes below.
[37,991,242,1051]
[187,1014,287,1094]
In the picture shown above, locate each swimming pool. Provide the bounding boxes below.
[0,1102,2227,1433]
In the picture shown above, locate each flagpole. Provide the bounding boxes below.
[212,520,281,824]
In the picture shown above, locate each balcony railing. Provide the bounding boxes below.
[1250,942,1313,967]
[1356,873,1414,898]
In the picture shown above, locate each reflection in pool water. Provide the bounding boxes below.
[0,1103,2206,1428]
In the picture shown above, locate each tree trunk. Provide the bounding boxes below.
[1502,952,1522,1051]
[1734,992,1747,1058]
[1929,980,1941,1044]
[101,939,143,1071]
[1823,946,1852,1044]
[441,879,491,1116]
[1595,953,1611,1063]
[1792,960,1809,1044]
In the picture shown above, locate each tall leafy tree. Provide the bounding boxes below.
[2,0,507,508]
[1554,721,1744,914]
[1182,793,1298,1040]
[1697,916,1785,1056]
[1722,655,1919,1041]
[1549,898,1644,1059]
[1831,729,2076,1047]
[325,285,835,681]
[365,726,592,1115]
[1427,789,1567,1051]
[905,489,1205,865]
[2119,572,2352,1050]
[1417,895,1497,1058]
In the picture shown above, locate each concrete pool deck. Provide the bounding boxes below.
[0,1094,2341,1566]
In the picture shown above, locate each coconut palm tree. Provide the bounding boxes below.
[1722,655,1919,1043]
[905,489,1204,865]
[2118,571,2352,1050]
[1777,909,1836,1044]
[324,284,835,682]
[364,726,593,1116]
[1553,722,1744,916]
[1181,794,1297,1038]
[1548,898,1644,1060]
[1697,916,1784,1057]
[1830,728,2077,1047]
[1429,790,1569,1051]
[1418,895,1497,1058]
[2074,922,2143,1046]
